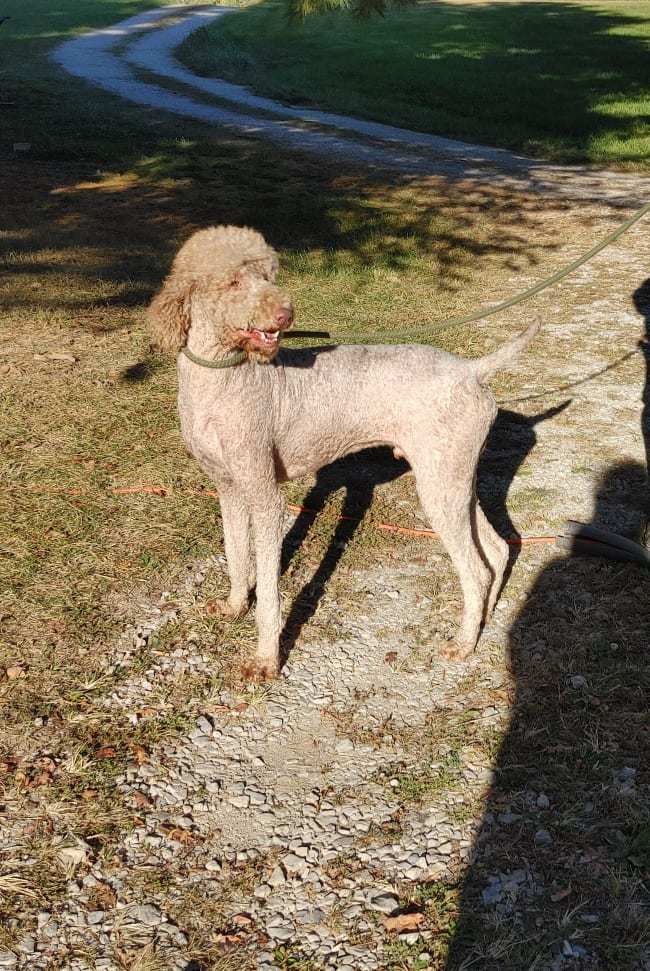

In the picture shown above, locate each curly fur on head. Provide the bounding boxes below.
[148,225,280,355]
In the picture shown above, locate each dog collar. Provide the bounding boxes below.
[181,346,247,369]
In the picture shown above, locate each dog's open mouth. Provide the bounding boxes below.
[247,328,280,351]
[237,327,282,355]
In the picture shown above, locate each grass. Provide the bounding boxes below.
[178,0,650,168]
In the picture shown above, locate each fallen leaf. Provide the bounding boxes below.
[92,882,117,910]
[232,913,253,928]
[5,665,26,680]
[383,911,425,933]
[213,932,244,945]
[130,744,148,766]
[95,745,117,760]
[133,792,153,810]
[81,789,98,801]
[384,651,398,665]
[164,827,196,845]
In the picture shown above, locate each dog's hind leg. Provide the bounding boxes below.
[411,449,492,659]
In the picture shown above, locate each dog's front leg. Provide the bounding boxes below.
[242,483,284,681]
[215,482,252,619]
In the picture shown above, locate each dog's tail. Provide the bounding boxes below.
[470,320,541,382]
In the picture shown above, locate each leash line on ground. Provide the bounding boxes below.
[310,200,650,344]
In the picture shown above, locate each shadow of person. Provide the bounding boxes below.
[446,461,650,970]
[632,278,650,540]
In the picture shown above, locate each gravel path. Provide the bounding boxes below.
[51,4,650,204]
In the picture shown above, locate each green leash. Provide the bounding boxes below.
[181,332,330,368]
[326,199,650,345]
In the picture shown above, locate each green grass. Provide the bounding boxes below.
[179,0,650,168]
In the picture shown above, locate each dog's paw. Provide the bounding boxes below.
[241,657,279,682]
[205,598,248,621]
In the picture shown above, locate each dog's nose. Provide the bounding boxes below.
[276,307,293,328]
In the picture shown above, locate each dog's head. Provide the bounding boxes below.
[147,225,294,364]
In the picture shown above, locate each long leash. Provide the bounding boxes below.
[285,200,650,345]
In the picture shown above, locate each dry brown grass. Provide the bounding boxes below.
[2,38,648,963]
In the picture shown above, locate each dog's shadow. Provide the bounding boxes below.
[279,401,570,663]
[280,446,408,661]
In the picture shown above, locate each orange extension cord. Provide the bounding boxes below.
[15,482,556,547]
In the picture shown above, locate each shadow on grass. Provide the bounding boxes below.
[1,140,571,319]
[633,278,650,539]
[446,459,650,970]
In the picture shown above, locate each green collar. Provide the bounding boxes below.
[181,345,247,369]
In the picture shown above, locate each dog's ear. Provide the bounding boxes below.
[147,273,194,355]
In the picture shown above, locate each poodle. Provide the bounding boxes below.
[149,225,539,679]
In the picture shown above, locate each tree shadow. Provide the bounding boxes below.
[446,460,650,970]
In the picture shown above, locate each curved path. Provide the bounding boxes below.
[52,4,649,204]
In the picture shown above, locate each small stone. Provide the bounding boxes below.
[205,859,222,873]
[267,865,286,887]
[129,903,163,925]
[86,911,104,925]
[282,853,306,873]
[497,811,519,825]
[56,842,89,869]
[228,795,250,810]
[570,675,587,689]
[267,925,293,941]
[535,829,553,846]
[536,793,550,809]
[296,907,326,924]
[368,892,399,915]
